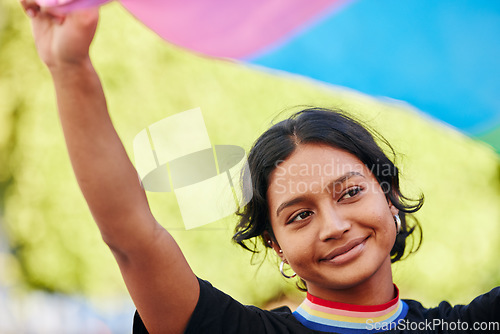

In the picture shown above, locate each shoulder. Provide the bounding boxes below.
[187,278,314,333]
[133,277,315,334]
[401,287,500,329]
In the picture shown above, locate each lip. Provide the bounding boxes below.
[321,236,369,265]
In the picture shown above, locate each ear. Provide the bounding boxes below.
[389,201,399,217]
[263,231,285,261]
[386,191,399,217]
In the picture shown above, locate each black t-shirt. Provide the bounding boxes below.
[133,278,500,333]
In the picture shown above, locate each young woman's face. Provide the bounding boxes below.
[267,143,398,300]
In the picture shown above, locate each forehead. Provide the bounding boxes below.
[268,144,367,185]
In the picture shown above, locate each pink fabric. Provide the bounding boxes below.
[36,0,112,14]
[35,0,343,59]
[35,0,111,14]
[119,0,342,58]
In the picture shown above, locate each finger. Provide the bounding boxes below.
[22,2,67,24]
[20,0,41,18]
[20,0,40,10]
[21,0,65,20]
[38,3,69,24]
[50,14,66,25]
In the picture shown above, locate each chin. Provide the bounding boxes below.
[324,257,390,289]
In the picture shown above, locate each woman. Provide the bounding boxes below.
[20,3,499,333]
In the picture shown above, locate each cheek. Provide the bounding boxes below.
[285,249,317,279]
[376,214,397,251]
[363,203,397,248]
[277,231,316,265]
[370,193,395,228]
[378,213,394,233]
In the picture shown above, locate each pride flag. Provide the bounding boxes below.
[37,0,500,152]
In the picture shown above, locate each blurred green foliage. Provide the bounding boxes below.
[1,0,499,310]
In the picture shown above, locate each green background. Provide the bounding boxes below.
[1,0,499,314]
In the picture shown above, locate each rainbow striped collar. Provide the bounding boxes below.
[293,286,408,333]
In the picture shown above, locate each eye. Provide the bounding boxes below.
[287,211,313,224]
[340,186,362,200]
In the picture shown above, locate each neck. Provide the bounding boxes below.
[293,263,409,334]
[308,256,395,305]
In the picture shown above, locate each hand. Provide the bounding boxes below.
[20,0,99,69]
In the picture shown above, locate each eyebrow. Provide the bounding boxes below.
[275,171,364,217]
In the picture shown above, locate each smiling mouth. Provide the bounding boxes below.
[321,236,369,265]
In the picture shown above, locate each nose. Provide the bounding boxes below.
[318,205,351,241]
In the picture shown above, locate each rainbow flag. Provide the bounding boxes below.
[37,0,500,152]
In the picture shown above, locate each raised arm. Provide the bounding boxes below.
[21,3,199,333]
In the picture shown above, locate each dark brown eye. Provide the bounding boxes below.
[341,186,362,200]
[288,211,313,224]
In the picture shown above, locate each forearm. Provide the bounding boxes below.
[50,59,156,250]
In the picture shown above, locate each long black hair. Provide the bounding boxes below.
[234,107,423,267]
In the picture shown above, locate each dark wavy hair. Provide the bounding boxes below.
[233,108,423,274]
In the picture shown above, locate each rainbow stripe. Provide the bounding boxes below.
[293,288,408,333]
